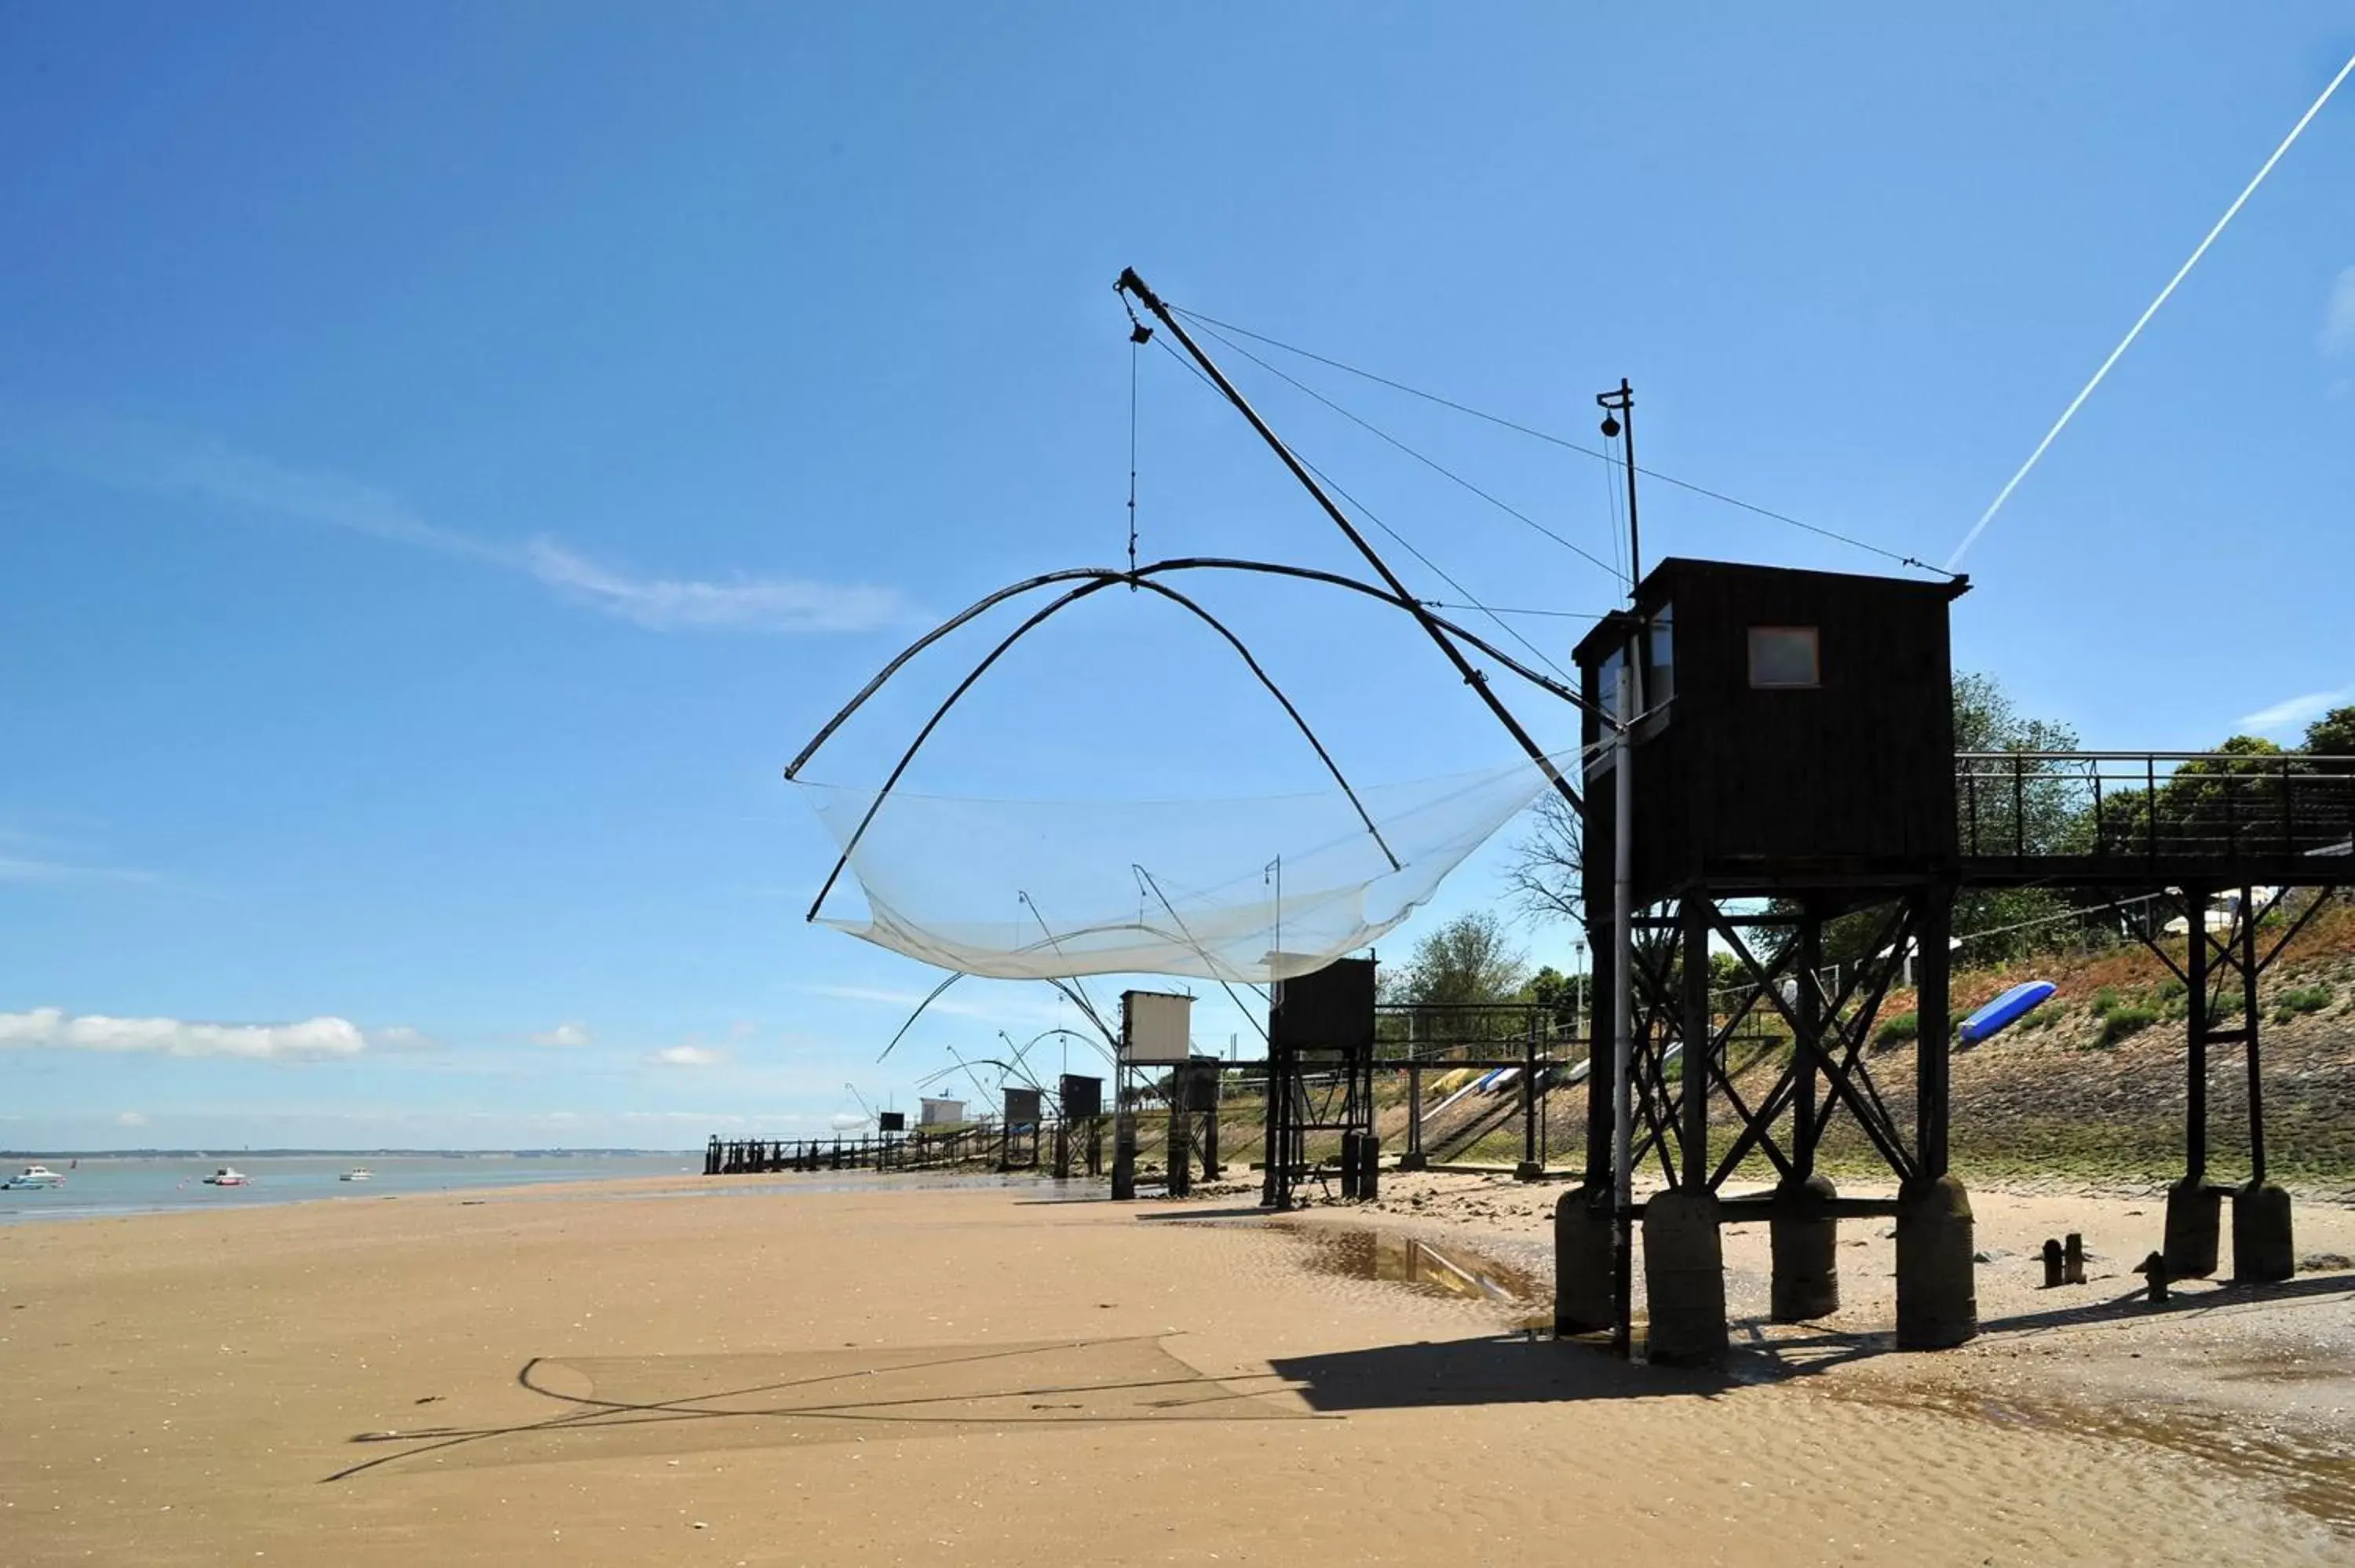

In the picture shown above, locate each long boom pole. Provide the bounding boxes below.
[1610,656,1637,1357]
[1115,268,1585,816]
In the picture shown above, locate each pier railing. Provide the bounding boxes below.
[1957,751,2355,878]
[704,1121,1098,1178]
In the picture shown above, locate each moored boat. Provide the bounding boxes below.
[3,1164,66,1189]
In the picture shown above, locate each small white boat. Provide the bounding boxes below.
[3,1164,67,1190]
[338,1167,372,1183]
[202,1166,250,1187]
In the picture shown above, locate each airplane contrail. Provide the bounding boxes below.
[1947,47,2355,571]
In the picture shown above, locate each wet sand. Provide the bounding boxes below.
[2,1172,2350,1565]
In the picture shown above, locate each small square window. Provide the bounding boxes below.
[1748,626,1820,688]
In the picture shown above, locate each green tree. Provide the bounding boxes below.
[2159,735,2288,854]
[1386,910,1532,1052]
[1521,964,1590,1043]
[1389,910,1528,1006]
[1944,672,2084,961]
[2303,706,2355,767]
[1953,670,2081,857]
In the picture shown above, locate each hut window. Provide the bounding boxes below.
[1597,645,1627,709]
[1644,604,1674,714]
[1747,626,1819,688]
[1586,645,1627,779]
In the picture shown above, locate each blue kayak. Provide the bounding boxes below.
[1959,980,2056,1044]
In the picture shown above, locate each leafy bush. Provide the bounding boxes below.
[1876,1012,1919,1048]
[2274,984,2332,1024]
[2097,1005,2160,1047]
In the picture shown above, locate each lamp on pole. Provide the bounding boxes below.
[1572,936,1588,1046]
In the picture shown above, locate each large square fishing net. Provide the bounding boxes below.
[795,757,1561,983]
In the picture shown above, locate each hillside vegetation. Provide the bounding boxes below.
[1851,894,2355,1194]
[1401,896,2355,1196]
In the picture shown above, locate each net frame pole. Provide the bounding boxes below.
[1116,267,1585,821]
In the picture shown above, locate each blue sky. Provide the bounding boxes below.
[4,5,2351,1149]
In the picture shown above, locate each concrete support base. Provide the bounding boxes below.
[1396,1150,1429,1173]
[1642,1187,1728,1368]
[2232,1181,2295,1283]
[2163,1177,2221,1279]
[1553,1183,1616,1337]
[1356,1136,1381,1202]
[1338,1132,1363,1200]
[1895,1174,1977,1350]
[1769,1173,1841,1322]
[1514,1161,1545,1182]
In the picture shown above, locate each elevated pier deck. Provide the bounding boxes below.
[1956,750,2354,890]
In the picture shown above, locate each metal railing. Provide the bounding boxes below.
[1956,751,2355,865]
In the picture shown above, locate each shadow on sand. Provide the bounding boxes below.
[327,1334,1309,1482]
[1272,1333,1731,1411]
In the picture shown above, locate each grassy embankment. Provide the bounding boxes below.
[1412,897,2355,1193]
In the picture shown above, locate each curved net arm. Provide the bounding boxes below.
[801,568,1404,924]
[788,555,1600,786]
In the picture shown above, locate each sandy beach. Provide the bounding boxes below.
[3,1172,2352,1566]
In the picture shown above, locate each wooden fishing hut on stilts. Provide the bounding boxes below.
[1559,557,1976,1362]
[1556,556,2355,1365]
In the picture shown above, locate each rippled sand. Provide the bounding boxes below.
[0,1172,2348,1564]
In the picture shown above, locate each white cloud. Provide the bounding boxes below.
[524,539,915,633]
[2239,687,2351,734]
[373,1026,438,1053]
[0,1008,371,1061]
[531,1022,593,1048]
[2324,267,2355,358]
[119,430,494,560]
[648,1045,724,1067]
[115,1110,147,1128]
[23,417,915,636]
[0,856,162,887]
[0,821,171,892]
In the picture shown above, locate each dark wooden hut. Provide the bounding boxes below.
[1573,558,1971,905]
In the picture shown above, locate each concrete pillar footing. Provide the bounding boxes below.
[1895,1174,1977,1350]
[1769,1173,1840,1322]
[2232,1181,2295,1283]
[2164,1177,2222,1280]
[1553,1183,1615,1337]
[1643,1187,1727,1368]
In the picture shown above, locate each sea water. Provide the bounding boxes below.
[0,1152,697,1223]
